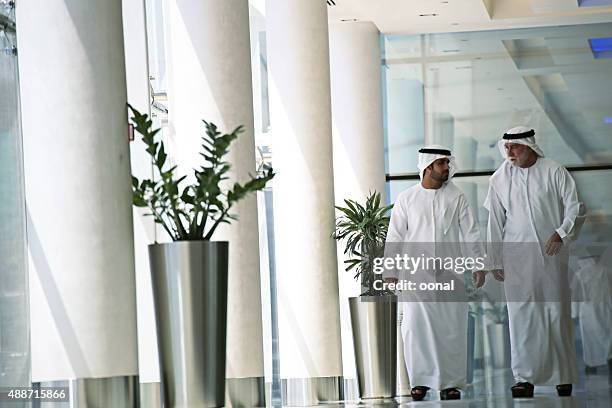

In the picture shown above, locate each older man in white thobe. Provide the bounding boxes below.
[485,126,582,398]
[384,146,486,401]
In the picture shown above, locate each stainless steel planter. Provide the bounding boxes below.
[486,322,511,369]
[149,241,229,408]
[467,313,475,384]
[349,296,397,399]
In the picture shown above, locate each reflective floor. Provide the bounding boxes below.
[295,367,611,407]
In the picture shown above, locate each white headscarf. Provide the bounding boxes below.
[417,144,457,180]
[498,126,545,159]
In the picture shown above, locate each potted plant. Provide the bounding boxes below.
[128,105,274,408]
[332,191,397,400]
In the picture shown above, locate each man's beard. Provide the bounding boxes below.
[431,170,449,182]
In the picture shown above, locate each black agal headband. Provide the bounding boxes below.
[418,148,451,156]
[503,129,535,140]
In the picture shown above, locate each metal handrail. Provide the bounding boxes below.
[386,164,612,181]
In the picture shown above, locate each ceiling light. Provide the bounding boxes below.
[589,37,612,59]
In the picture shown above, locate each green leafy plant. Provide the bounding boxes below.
[128,104,274,241]
[468,292,508,324]
[332,191,393,296]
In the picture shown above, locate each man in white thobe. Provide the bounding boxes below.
[384,146,486,401]
[485,126,582,398]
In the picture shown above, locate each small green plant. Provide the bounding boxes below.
[332,191,393,296]
[128,104,274,241]
[468,292,509,324]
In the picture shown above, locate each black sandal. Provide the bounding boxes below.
[511,382,534,398]
[410,386,430,401]
[556,384,572,397]
[440,388,461,400]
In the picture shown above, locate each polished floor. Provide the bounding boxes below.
[292,366,611,407]
[304,368,611,407]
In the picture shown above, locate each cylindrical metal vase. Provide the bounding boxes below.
[149,241,229,408]
[466,313,475,384]
[349,296,397,399]
[486,322,511,369]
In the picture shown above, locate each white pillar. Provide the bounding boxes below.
[122,0,162,392]
[266,0,343,401]
[17,0,138,381]
[329,21,387,386]
[330,22,386,203]
[165,0,265,397]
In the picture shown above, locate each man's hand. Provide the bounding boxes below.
[491,269,505,282]
[545,231,563,256]
[473,270,486,288]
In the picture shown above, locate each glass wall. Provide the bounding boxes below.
[383,23,612,175]
[0,5,30,388]
[383,22,612,389]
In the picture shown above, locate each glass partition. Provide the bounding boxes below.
[383,23,612,175]
[0,6,30,388]
[384,22,612,396]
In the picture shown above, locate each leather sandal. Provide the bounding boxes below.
[511,382,534,398]
[410,386,430,401]
[556,384,572,397]
[440,388,461,400]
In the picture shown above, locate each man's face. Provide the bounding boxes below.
[504,142,533,167]
[427,158,450,182]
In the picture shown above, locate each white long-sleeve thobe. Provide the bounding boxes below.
[385,181,484,390]
[485,157,581,385]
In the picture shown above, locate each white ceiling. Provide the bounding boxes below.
[327,0,612,34]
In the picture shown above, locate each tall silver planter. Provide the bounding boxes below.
[486,322,511,369]
[149,241,229,408]
[466,313,475,384]
[349,296,397,399]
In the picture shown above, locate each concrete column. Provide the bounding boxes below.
[329,21,387,390]
[266,1,343,404]
[165,1,265,404]
[17,0,138,383]
[122,0,162,403]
